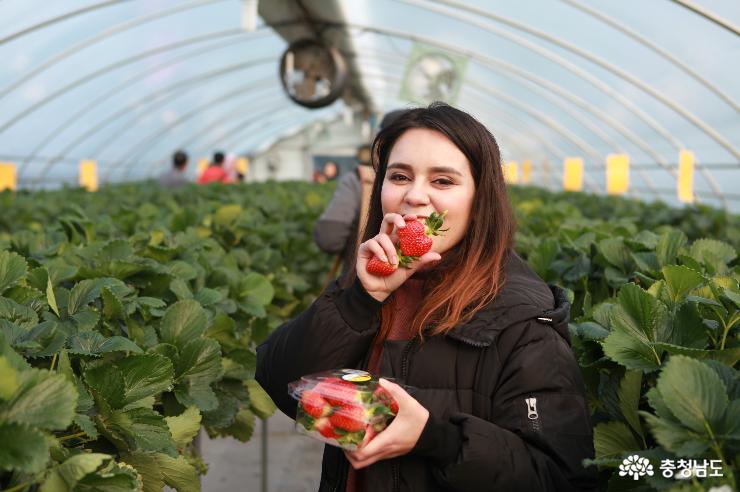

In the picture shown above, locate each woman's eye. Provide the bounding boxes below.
[434,178,454,186]
[389,173,410,182]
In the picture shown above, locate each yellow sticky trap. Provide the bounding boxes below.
[0,162,17,191]
[503,161,519,184]
[563,157,583,192]
[236,157,249,175]
[606,154,629,195]
[678,150,694,204]
[197,158,209,177]
[521,160,532,184]
[79,160,98,192]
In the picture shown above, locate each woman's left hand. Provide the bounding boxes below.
[344,378,429,469]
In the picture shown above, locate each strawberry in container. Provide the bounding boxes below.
[288,369,401,450]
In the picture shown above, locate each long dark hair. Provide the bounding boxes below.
[348,102,516,339]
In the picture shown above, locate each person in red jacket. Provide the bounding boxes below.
[197,151,229,184]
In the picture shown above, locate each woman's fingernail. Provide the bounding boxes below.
[391,255,398,265]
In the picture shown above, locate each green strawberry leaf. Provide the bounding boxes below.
[653,343,740,367]
[74,413,99,439]
[101,287,125,320]
[47,276,60,317]
[593,421,641,459]
[640,411,709,457]
[0,356,19,400]
[617,370,643,440]
[0,250,27,295]
[159,300,207,348]
[0,368,77,430]
[68,278,118,315]
[240,272,274,306]
[68,331,143,356]
[75,459,142,492]
[246,379,276,419]
[0,296,39,328]
[689,238,737,272]
[195,288,224,307]
[655,230,687,267]
[40,453,108,491]
[41,453,142,492]
[222,408,255,442]
[0,422,49,473]
[654,356,728,435]
[165,406,201,450]
[155,453,200,492]
[120,452,163,492]
[172,338,222,412]
[202,391,239,428]
[599,237,633,273]
[602,283,669,371]
[99,406,177,456]
[661,265,705,305]
[85,353,173,410]
[96,239,134,262]
[170,278,193,300]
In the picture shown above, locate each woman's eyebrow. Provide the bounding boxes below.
[387,162,463,176]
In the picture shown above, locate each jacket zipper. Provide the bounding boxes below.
[525,397,541,434]
[390,337,418,492]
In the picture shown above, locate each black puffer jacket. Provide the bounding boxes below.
[256,252,598,491]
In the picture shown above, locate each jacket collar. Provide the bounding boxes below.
[444,251,571,347]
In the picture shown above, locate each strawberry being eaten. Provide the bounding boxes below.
[365,211,447,277]
[398,211,448,257]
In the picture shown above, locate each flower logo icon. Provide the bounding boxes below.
[619,455,654,480]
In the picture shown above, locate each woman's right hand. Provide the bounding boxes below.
[356,213,441,302]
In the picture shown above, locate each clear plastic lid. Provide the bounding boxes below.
[288,369,400,450]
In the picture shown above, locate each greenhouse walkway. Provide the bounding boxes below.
[202,411,324,492]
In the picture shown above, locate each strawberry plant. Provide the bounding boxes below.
[0,182,335,491]
[1,181,737,491]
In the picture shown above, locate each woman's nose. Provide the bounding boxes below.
[403,183,430,206]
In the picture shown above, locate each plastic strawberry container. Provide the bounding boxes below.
[288,369,400,450]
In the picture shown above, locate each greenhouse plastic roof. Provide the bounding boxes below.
[0,0,738,209]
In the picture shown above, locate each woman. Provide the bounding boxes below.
[256,103,597,491]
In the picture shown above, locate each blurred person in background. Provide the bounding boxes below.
[314,110,407,282]
[323,160,339,182]
[313,166,327,183]
[314,145,376,281]
[158,150,189,188]
[197,150,228,184]
[223,153,245,183]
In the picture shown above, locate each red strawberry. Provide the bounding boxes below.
[362,422,378,447]
[366,256,397,276]
[398,211,448,257]
[314,417,340,439]
[300,390,331,419]
[373,386,399,414]
[329,404,367,433]
[314,379,360,406]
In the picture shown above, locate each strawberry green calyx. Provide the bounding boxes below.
[396,245,414,268]
[424,210,448,237]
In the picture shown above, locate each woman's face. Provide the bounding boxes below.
[381,128,476,255]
